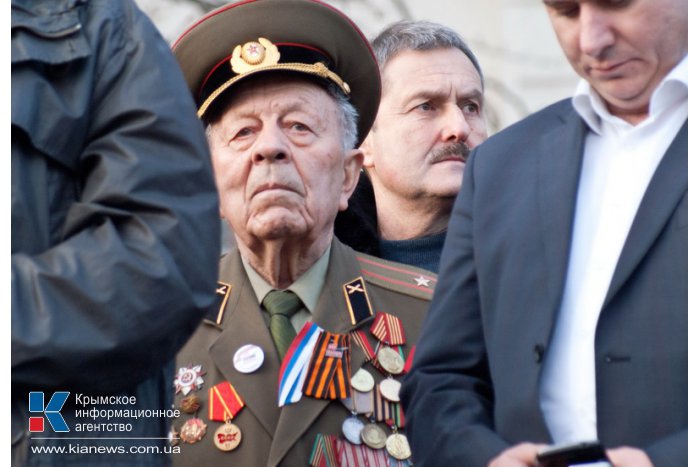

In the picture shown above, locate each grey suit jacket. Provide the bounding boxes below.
[401,99,687,467]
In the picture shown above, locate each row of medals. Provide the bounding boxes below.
[170,347,411,458]
[339,345,411,461]
[173,399,242,452]
[171,376,242,451]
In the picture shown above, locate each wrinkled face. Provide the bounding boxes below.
[207,76,361,245]
[363,47,487,201]
[544,0,687,120]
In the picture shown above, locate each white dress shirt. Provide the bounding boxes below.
[540,57,688,444]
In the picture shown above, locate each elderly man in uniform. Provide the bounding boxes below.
[169,1,434,466]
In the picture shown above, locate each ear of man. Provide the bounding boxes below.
[339,149,364,211]
[360,133,376,169]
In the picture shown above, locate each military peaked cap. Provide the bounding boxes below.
[172,0,380,146]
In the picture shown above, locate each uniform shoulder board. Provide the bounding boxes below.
[355,252,436,301]
[204,281,232,326]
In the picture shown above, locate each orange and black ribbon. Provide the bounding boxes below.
[303,331,351,400]
[369,312,406,345]
[208,381,245,422]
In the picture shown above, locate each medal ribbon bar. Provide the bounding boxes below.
[369,312,406,346]
[208,381,245,422]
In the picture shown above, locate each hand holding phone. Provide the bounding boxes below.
[536,440,611,467]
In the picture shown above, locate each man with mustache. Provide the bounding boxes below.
[169,1,435,465]
[402,0,687,466]
[335,21,488,273]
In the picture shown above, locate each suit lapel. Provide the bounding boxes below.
[603,121,688,306]
[268,239,367,466]
[209,250,281,438]
[536,108,588,316]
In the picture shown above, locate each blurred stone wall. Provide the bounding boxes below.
[135,0,579,134]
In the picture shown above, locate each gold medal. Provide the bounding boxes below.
[385,432,411,460]
[350,368,375,393]
[179,417,207,444]
[213,422,242,451]
[377,347,404,375]
[379,378,401,403]
[180,394,201,414]
[360,422,387,450]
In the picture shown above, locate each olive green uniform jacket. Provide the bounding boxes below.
[173,238,435,466]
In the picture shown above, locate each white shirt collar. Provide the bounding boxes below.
[572,55,688,134]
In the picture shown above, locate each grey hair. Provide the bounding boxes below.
[371,20,483,87]
[324,82,359,152]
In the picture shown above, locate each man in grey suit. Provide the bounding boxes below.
[401,1,687,466]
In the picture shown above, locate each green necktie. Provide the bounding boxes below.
[262,290,303,360]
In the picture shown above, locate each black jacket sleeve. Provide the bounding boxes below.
[11,0,221,394]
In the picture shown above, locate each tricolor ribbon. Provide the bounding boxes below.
[278,322,322,406]
[303,331,351,400]
[369,312,406,346]
[309,434,340,467]
[208,381,245,422]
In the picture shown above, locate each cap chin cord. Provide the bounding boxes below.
[197,37,350,119]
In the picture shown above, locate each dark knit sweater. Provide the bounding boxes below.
[335,171,446,272]
[378,232,446,273]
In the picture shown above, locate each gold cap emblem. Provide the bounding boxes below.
[231,37,280,74]
[199,37,350,119]
[241,42,265,65]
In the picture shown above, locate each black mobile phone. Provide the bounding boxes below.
[536,440,610,467]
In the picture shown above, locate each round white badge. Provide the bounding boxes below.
[233,344,264,373]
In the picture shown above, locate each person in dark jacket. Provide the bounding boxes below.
[401,0,687,466]
[11,0,221,464]
[334,21,488,273]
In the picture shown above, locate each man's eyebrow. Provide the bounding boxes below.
[542,0,578,6]
[406,88,483,104]
[457,89,484,104]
